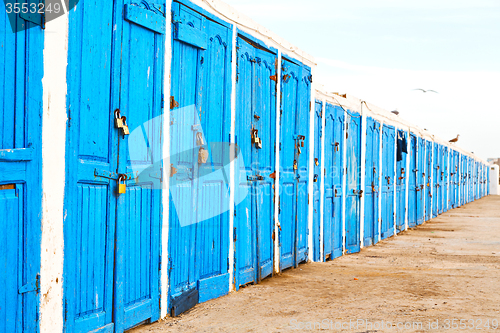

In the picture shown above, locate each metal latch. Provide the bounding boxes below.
[170,96,179,109]
[247,175,264,181]
[19,274,40,294]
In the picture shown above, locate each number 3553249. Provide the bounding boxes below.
[5,2,62,14]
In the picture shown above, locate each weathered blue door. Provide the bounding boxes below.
[64,1,164,331]
[363,118,380,246]
[408,134,417,228]
[345,112,361,253]
[441,146,448,212]
[425,140,433,220]
[323,104,344,260]
[432,144,439,217]
[0,5,43,332]
[396,130,407,233]
[279,57,311,269]
[169,1,232,314]
[235,35,276,287]
[381,125,395,239]
[460,154,466,205]
[312,100,323,261]
[416,137,425,225]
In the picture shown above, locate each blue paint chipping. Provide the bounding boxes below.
[0,2,44,332]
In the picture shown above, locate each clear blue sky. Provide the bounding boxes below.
[223,0,500,159]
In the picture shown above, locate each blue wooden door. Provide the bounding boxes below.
[235,35,276,287]
[64,1,164,331]
[425,140,433,220]
[408,135,417,228]
[323,104,344,260]
[432,144,439,217]
[115,1,164,330]
[279,58,311,269]
[169,1,232,314]
[396,130,407,233]
[443,147,449,211]
[312,100,323,261]
[381,125,395,239]
[416,137,425,225]
[0,5,43,332]
[345,112,361,253]
[363,118,380,246]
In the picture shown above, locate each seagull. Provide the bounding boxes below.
[449,134,460,143]
[391,110,399,116]
[413,88,438,93]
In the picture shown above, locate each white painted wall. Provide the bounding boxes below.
[39,13,68,333]
[489,164,499,195]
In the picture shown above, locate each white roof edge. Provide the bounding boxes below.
[315,87,488,163]
[189,0,316,66]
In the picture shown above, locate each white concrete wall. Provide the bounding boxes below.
[39,13,68,333]
[490,165,500,195]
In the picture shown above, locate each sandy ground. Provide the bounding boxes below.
[131,196,500,332]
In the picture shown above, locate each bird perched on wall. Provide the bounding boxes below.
[391,110,399,115]
[413,88,438,93]
[449,134,460,143]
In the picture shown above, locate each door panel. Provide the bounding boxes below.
[396,130,407,233]
[416,138,425,225]
[279,57,311,269]
[312,100,322,261]
[234,36,276,287]
[0,4,43,332]
[345,112,361,253]
[363,118,380,246]
[323,104,344,260]
[169,1,232,313]
[425,141,432,220]
[381,125,395,239]
[65,1,165,331]
[408,135,417,228]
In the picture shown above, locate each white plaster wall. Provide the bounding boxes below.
[39,13,68,333]
[161,0,173,318]
[489,165,499,195]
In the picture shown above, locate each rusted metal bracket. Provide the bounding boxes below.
[94,169,137,181]
[170,96,179,109]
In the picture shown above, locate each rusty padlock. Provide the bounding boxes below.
[255,137,262,149]
[315,158,319,166]
[121,116,130,135]
[198,147,209,164]
[293,160,298,170]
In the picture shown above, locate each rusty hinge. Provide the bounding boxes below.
[270,74,277,82]
[170,96,179,110]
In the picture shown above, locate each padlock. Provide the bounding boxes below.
[255,138,262,149]
[315,158,319,166]
[313,174,318,182]
[293,160,298,170]
[301,140,304,148]
[115,117,124,129]
[121,116,130,135]
[196,132,205,146]
[118,175,126,194]
[198,147,209,164]
[114,109,123,128]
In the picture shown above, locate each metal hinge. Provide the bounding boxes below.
[233,227,237,242]
[170,96,179,110]
[19,274,40,294]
